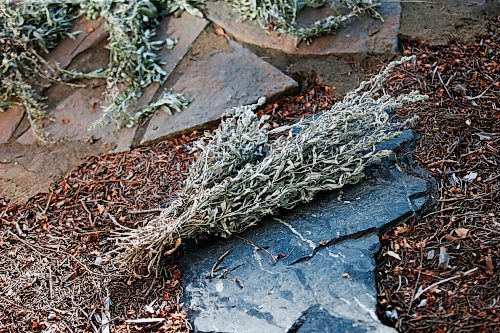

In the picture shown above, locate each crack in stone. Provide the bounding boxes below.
[286,306,315,333]
[289,189,426,266]
[289,227,378,266]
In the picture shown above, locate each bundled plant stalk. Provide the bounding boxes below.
[113,56,428,271]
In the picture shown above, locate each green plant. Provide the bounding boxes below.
[0,1,78,141]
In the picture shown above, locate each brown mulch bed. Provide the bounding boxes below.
[376,38,499,332]
[0,85,334,332]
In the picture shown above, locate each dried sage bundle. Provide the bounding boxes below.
[114,56,427,271]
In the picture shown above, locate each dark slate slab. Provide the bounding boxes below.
[206,0,401,56]
[179,150,429,332]
[140,41,298,145]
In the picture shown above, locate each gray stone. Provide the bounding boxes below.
[141,41,298,145]
[0,105,24,144]
[178,136,429,332]
[18,13,208,152]
[157,12,209,81]
[16,81,136,152]
[206,0,401,56]
[44,17,107,70]
[135,12,209,114]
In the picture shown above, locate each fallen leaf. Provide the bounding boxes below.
[462,172,477,182]
[386,250,401,260]
[444,234,460,244]
[342,272,350,279]
[485,255,494,275]
[439,247,449,270]
[97,204,106,215]
[395,225,408,235]
[214,26,225,36]
[454,228,469,238]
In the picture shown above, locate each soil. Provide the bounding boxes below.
[399,0,499,46]
[376,37,499,332]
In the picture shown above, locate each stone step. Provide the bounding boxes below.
[140,41,299,145]
[205,0,401,56]
[17,13,208,153]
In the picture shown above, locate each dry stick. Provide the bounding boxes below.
[235,236,277,263]
[48,266,54,299]
[210,250,231,278]
[126,318,165,324]
[466,79,497,100]
[437,72,453,99]
[407,246,425,315]
[128,208,163,214]
[80,200,94,227]
[412,267,479,301]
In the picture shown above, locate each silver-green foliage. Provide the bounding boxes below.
[0,0,201,140]
[80,0,201,128]
[0,1,78,140]
[113,57,428,271]
[229,0,382,44]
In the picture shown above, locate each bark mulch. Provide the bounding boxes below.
[0,85,333,332]
[376,37,499,332]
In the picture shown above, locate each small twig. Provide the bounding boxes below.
[80,200,93,227]
[437,72,453,99]
[48,266,54,299]
[466,79,497,100]
[127,208,163,214]
[42,190,53,214]
[407,245,425,314]
[235,236,277,263]
[109,213,135,231]
[164,238,182,256]
[125,318,165,324]
[210,250,230,278]
[413,267,478,301]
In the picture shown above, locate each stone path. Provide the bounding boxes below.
[179,132,431,333]
[141,41,298,145]
[0,12,297,202]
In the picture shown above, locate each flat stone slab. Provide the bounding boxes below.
[16,81,136,152]
[206,0,401,56]
[44,17,107,70]
[141,41,298,145]
[179,134,429,332]
[17,13,208,152]
[0,105,24,144]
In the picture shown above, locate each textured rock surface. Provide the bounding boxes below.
[15,81,136,152]
[141,41,298,145]
[206,0,401,56]
[0,105,24,144]
[44,18,107,70]
[179,133,429,333]
[17,13,208,152]
[399,0,499,46]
